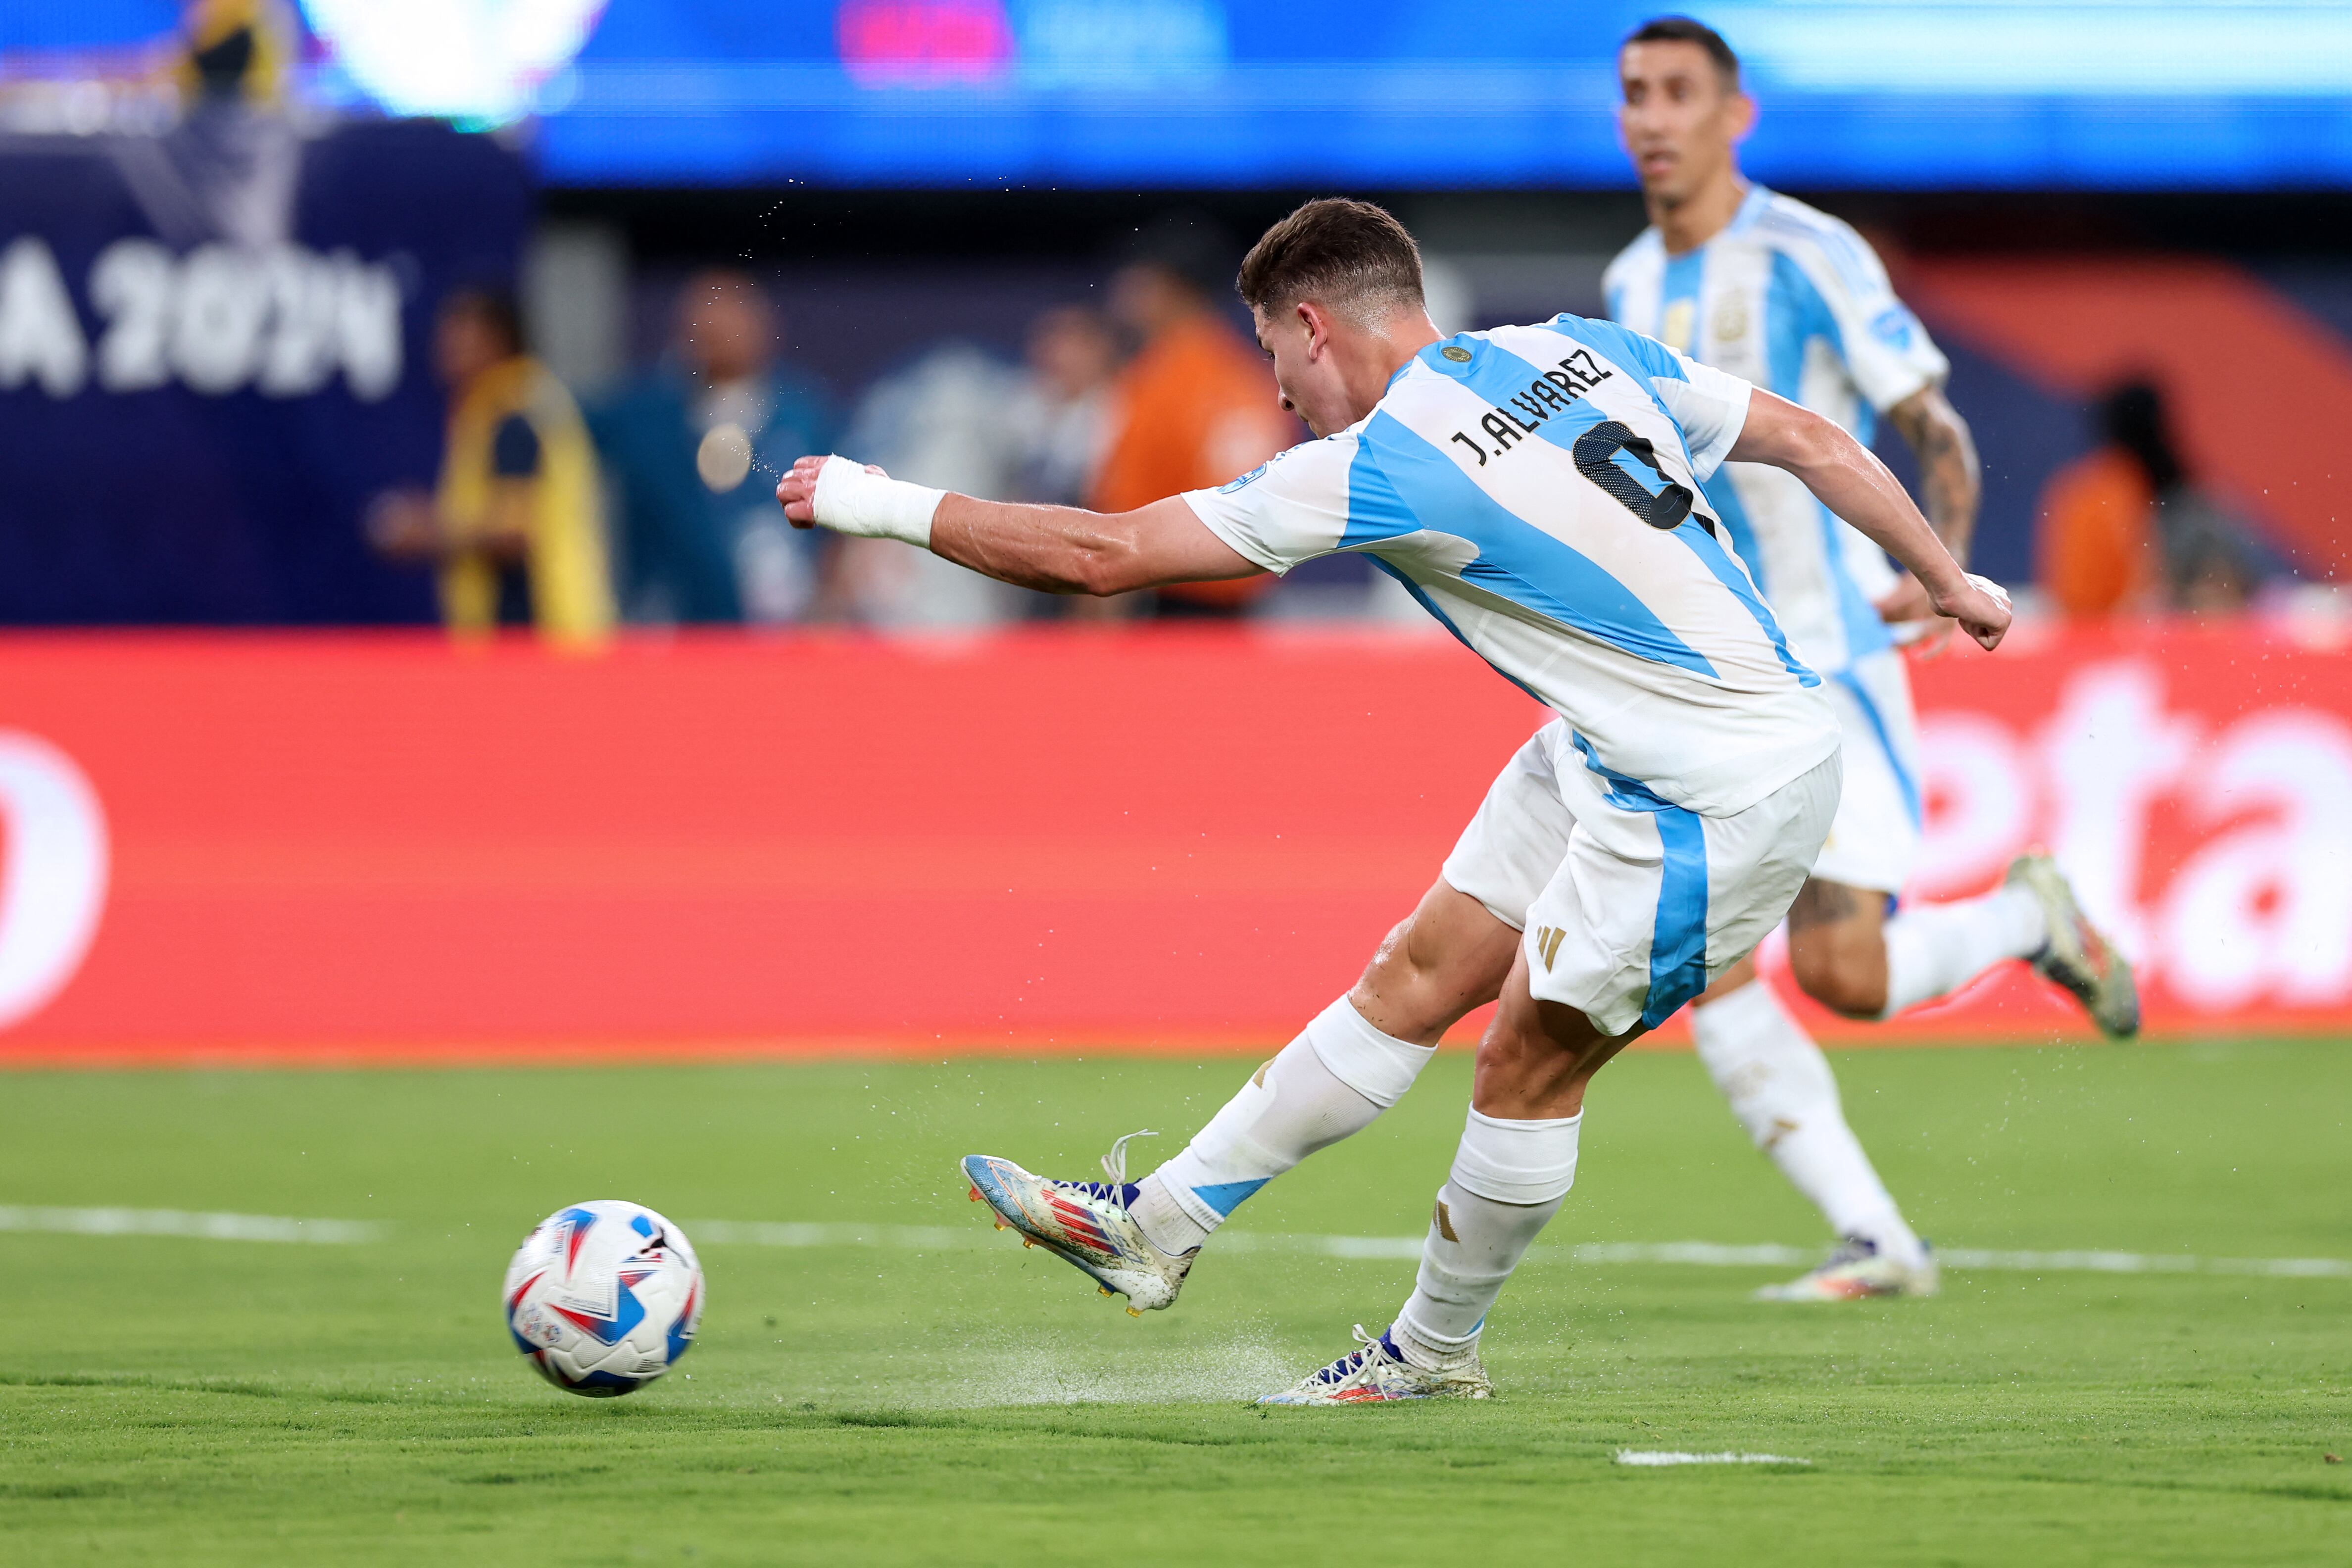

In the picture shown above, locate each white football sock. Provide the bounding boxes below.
[1391,1107,1580,1368]
[1879,884,2049,1018]
[1690,980,1925,1269]
[1130,997,1436,1255]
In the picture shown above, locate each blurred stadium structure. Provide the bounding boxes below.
[0,1,2349,1052]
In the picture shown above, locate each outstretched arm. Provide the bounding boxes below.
[774,455,1260,596]
[1725,390,2010,650]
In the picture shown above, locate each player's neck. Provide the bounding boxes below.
[1652,171,1749,256]
[1358,313,1443,412]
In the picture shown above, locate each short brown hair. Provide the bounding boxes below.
[1236,198,1424,323]
[1623,16,1741,90]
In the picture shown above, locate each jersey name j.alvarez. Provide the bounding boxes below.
[1447,348,1614,467]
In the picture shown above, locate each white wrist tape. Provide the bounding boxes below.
[1964,571,2012,611]
[810,456,944,547]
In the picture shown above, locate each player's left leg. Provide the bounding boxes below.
[1259,948,1624,1403]
[1788,651,2131,1033]
[1263,748,1839,1403]
[1694,922,1937,1299]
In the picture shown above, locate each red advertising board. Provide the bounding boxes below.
[0,625,2341,1063]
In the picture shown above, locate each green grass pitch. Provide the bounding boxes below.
[1,1039,2347,1565]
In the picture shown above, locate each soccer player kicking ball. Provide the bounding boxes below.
[776,199,2011,1403]
[1605,17,2137,1301]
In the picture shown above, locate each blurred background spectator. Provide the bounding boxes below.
[590,269,834,627]
[1,2,2349,631]
[152,0,300,248]
[368,289,612,646]
[1089,215,1295,619]
[833,339,1029,627]
[1007,305,1119,512]
[2036,380,2269,621]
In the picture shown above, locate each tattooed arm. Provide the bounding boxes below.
[1887,385,1980,567]
[1874,385,1982,633]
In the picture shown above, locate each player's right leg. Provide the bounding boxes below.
[959,728,1561,1312]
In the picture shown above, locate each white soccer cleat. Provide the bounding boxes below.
[1257,1325,1493,1405]
[2007,851,2140,1039]
[960,1132,1194,1314]
[1755,1236,1940,1302]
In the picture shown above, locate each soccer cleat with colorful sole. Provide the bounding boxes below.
[960,1141,1194,1313]
[2007,850,2140,1039]
[1755,1236,1940,1301]
[1257,1325,1492,1405]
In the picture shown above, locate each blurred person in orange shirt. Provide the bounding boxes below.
[2037,383,2161,618]
[2037,379,2263,620]
[1090,216,1295,617]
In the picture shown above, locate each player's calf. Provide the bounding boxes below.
[1785,879,1892,1018]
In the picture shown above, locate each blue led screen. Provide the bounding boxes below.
[8,1,2351,189]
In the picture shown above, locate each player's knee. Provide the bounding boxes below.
[1788,942,1887,1019]
[1353,913,1490,1040]
[1350,918,1437,1032]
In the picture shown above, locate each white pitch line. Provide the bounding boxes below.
[0,1205,384,1244]
[14,1207,2343,1282]
[688,1222,2352,1279]
[1617,1450,1810,1467]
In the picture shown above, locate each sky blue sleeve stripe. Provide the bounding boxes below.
[1832,668,1923,828]
[1352,409,1720,678]
[1642,806,1712,1029]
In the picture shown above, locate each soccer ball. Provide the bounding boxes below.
[503,1200,704,1396]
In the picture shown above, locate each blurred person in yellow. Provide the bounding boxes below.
[369,289,614,647]
[1090,216,1293,617]
[173,0,293,106]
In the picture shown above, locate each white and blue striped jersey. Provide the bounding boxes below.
[1181,318,1837,817]
[1604,186,1950,675]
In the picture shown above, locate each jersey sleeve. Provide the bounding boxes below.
[1797,221,1950,414]
[1178,435,1355,575]
[1649,349,1753,481]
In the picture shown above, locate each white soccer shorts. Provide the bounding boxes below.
[1810,647,1922,897]
[1441,720,1838,1037]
